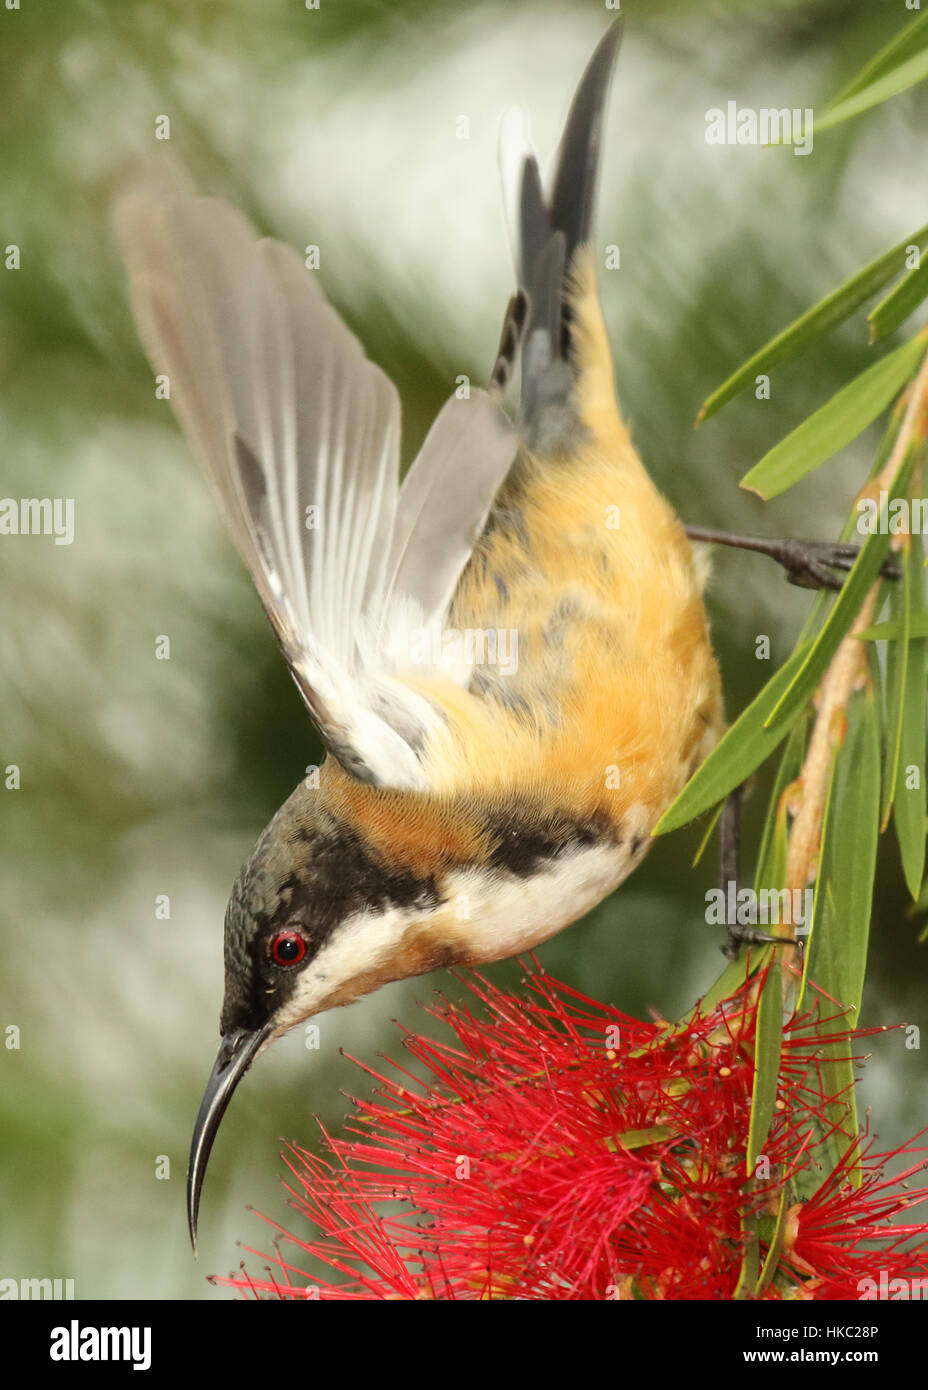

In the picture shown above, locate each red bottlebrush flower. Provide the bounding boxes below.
[211,967,928,1301]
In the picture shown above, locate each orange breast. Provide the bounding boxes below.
[410,252,723,843]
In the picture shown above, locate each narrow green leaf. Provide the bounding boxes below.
[856,614,928,641]
[869,256,928,341]
[740,336,926,500]
[765,532,891,728]
[747,961,785,1176]
[611,1126,673,1151]
[866,638,885,767]
[798,688,881,1015]
[816,46,928,135]
[913,877,928,937]
[863,391,912,486]
[733,1226,760,1301]
[737,951,786,1303]
[893,533,928,897]
[882,536,912,828]
[691,801,723,868]
[829,10,928,108]
[754,1188,791,1299]
[765,444,920,729]
[653,644,813,835]
[798,687,881,1192]
[697,224,928,423]
[754,717,807,891]
[662,407,909,838]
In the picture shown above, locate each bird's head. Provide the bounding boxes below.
[186,776,453,1249]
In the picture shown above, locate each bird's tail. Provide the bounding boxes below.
[493,18,623,453]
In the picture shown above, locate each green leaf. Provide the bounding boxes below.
[737,951,787,1302]
[740,335,927,499]
[869,255,928,342]
[816,46,928,135]
[697,224,928,423]
[893,534,928,898]
[797,686,881,1192]
[747,961,784,1176]
[764,443,920,729]
[863,391,912,487]
[754,717,807,892]
[660,408,911,837]
[807,689,881,1020]
[829,9,928,108]
[866,638,885,768]
[856,614,928,641]
[765,535,890,728]
[691,801,723,868]
[611,1126,672,1150]
[882,535,912,828]
[754,1188,791,1299]
[733,1225,760,1302]
[653,644,813,835]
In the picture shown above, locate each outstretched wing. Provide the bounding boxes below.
[117,191,517,789]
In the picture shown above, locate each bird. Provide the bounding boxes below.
[117,16,725,1251]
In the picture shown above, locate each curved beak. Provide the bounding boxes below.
[187,1024,272,1254]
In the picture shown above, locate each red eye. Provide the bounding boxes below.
[270,930,307,967]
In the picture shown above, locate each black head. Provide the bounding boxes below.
[186,784,442,1250]
[186,792,341,1252]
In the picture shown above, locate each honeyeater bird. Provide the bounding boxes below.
[119,17,729,1249]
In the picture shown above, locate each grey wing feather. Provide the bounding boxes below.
[118,195,399,670]
[384,392,517,631]
[117,190,517,788]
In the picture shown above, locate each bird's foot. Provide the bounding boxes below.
[684,527,901,592]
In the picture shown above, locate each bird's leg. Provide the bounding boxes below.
[684,526,901,592]
[718,783,781,961]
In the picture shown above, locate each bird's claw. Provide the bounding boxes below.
[721,925,790,962]
[780,539,901,592]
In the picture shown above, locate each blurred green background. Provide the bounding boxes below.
[1,0,926,1299]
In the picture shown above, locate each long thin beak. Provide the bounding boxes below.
[187,1024,272,1254]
